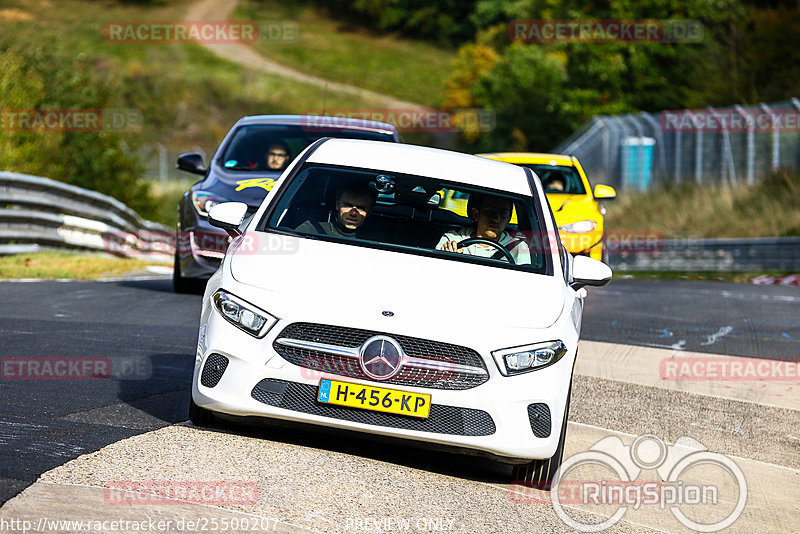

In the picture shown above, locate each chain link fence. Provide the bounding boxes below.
[554,98,800,191]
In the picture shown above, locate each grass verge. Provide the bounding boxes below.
[0,251,170,280]
[235,0,456,108]
[605,169,800,238]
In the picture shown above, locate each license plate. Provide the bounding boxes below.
[317,379,431,419]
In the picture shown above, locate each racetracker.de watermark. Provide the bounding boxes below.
[0,516,280,533]
[0,109,142,132]
[660,357,800,381]
[509,19,704,43]
[104,20,298,44]
[101,230,299,258]
[103,481,259,506]
[1,356,151,380]
[511,434,747,532]
[660,109,800,133]
[301,109,495,133]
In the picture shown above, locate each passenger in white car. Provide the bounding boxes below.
[437,194,531,265]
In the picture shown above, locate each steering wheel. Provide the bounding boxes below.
[457,238,516,265]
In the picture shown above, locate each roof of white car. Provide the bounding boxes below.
[307,139,533,196]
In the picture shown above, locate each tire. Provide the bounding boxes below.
[172,254,206,294]
[511,382,572,491]
[172,253,193,293]
[188,395,215,427]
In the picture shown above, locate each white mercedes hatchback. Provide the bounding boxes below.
[190,138,611,488]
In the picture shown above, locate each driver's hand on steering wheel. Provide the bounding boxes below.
[440,240,464,253]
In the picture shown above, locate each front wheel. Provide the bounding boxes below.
[511,383,572,490]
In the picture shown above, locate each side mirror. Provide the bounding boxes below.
[570,255,612,290]
[593,184,616,200]
[208,202,248,237]
[177,153,207,175]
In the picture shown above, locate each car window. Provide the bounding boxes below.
[522,164,587,195]
[262,163,550,274]
[219,124,396,172]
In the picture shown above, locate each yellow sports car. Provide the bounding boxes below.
[477,153,616,261]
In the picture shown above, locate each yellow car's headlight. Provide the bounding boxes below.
[559,220,597,234]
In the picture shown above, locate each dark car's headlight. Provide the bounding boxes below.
[492,341,567,376]
[192,191,231,217]
[212,290,277,338]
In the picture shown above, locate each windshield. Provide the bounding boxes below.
[262,163,551,274]
[522,164,586,195]
[219,124,396,172]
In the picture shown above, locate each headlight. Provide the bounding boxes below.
[192,191,231,217]
[212,290,277,338]
[559,220,597,234]
[492,341,567,376]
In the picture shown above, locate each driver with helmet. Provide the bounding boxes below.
[437,193,531,265]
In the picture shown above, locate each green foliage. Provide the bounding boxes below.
[317,0,799,151]
[303,0,479,45]
[0,42,154,217]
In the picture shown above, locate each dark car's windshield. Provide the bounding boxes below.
[522,164,587,195]
[220,124,396,172]
[262,163,551,274]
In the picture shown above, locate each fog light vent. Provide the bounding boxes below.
[200,353,229,388]
[527,403,551,438]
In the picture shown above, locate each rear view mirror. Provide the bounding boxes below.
[177,153,207,175]
[570,255,612,290]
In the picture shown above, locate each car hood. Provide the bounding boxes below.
[546,194,598,225]
[228,235,566,333]
[202,169,283,207]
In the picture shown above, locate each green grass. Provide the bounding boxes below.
[605,169,800,238]
[234,0,457,108]
[0,251,170,280]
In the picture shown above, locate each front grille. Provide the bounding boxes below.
[527,403,551,438]
[251,379,496,436]
[273,323,488,390]
[200,354,229,388]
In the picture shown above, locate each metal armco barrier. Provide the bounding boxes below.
[609,236,800,272]
[0,172,173,260]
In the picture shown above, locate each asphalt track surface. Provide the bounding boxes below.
[0,277,797,509]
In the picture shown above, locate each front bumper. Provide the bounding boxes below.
[193,312,574,463]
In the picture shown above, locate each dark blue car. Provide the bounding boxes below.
[173,115,401,292]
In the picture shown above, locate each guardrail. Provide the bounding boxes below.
[0,171,173,260]
[2,171,797,272]
[609,236,800,272]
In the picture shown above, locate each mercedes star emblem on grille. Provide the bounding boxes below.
[359,336,403,380]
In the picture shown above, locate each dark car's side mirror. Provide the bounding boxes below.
[177,153,207,175]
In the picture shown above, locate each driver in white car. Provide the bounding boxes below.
[437,194,531,265]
